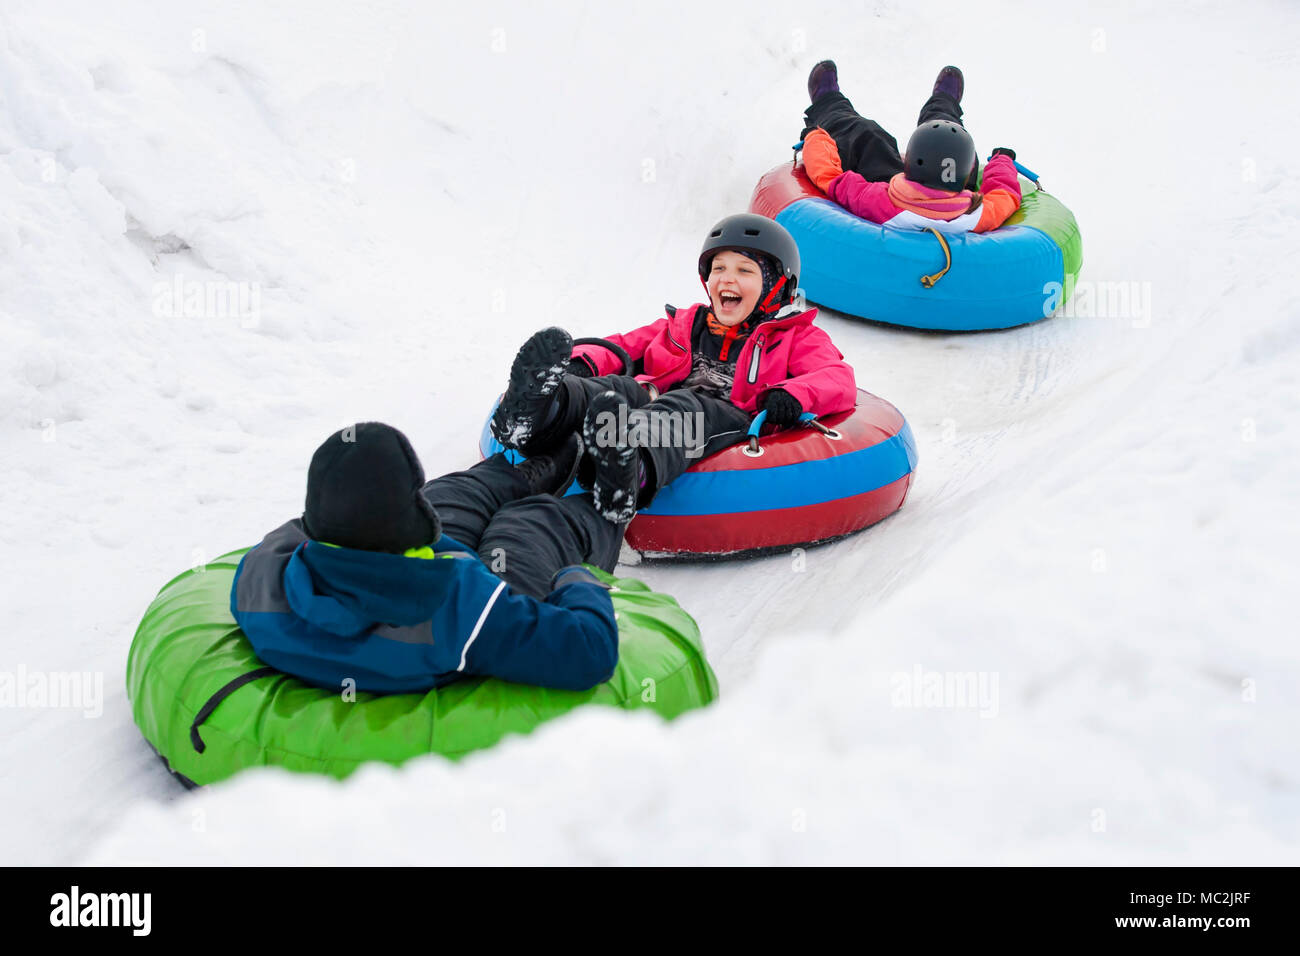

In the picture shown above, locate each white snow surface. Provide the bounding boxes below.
[1,0,1297,864]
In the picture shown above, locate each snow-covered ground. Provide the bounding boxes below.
[2,0,1296,864]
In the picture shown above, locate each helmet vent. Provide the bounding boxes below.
[743,228,760,236]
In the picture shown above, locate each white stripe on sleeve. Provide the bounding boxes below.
[457,580,507,672]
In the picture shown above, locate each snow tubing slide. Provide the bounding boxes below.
[750,160,1082,331]
[128,550,718,788]
[479,388,918,558]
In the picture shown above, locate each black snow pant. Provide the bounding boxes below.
[418,454,624,600]
[537,374,754,508]
[801,89,978,188]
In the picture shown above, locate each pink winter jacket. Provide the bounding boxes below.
[570,304,856,417]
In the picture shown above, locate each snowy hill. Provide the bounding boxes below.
[1,0,1296,864]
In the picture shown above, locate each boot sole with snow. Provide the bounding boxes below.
[490,327,574,451]
[583,392,639,524]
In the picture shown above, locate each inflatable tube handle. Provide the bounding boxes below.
[991,156,1042,189]
[190,666,280,754]
[799,411,842,440]
[571,337,633,376]
[1012,160,1040,184]
[745,409,769,456]
[919,228,953,288]
[748,411,842,455]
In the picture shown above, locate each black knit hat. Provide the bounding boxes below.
[302,422,441,553]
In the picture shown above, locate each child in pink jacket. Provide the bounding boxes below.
[800,61,1022,233]
[491,214,856,522]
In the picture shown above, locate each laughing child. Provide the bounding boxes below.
[489,213,856,522]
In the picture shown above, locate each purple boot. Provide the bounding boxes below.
[933,65,964,104]
[807,60,839,102]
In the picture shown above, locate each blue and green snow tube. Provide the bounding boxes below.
[750,159,1082,331]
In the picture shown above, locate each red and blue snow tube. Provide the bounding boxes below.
[477,389,916,558]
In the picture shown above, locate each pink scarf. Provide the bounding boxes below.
[887,173,975,221]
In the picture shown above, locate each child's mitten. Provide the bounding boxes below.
[761,388,804,426]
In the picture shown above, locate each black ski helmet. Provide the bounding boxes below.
[698,213,800,307]
[903,120,976,192]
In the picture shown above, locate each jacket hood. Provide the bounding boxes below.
[761,302,819,329]
[282,537,467,638]
[685,301,818,335]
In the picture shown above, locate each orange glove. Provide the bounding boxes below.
[802,128,844,193]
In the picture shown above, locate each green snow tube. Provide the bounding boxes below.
[127,549,718,787]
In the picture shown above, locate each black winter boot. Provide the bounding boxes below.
[582,391,642,524]
[513,433,583,497]
[491,327,573,452]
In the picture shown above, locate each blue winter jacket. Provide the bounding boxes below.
[229,519,619,694]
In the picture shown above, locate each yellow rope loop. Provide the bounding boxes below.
[920,227,953,288]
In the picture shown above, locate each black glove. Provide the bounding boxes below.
[550,565,611,592]
[761,389,803,426]
[990,147,1017,161]
[567,355,597,377]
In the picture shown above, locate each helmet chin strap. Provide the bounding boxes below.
[759,275,788,314]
